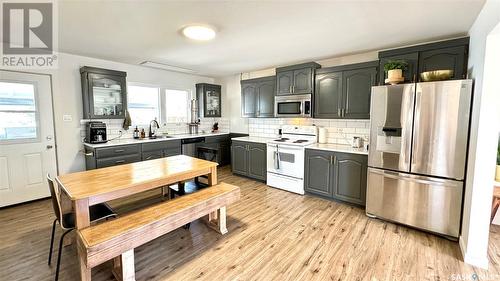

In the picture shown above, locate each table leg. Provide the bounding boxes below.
[74,198,91,280]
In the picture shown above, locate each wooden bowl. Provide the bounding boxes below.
[420,70,454,82]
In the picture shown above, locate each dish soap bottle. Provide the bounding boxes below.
[133,126,140,139]
[140,128,146,139]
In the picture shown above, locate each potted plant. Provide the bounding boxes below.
[384,60,408,84]
[496,138,500,181]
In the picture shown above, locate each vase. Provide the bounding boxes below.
[388,69,403,80]
[496,165,500,182]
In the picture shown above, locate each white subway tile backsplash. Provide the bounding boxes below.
[248,118,370,145]
[80,117,230,140]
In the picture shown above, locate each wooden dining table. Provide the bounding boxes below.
[56,155,218,279]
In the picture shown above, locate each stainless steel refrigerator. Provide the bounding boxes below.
[366,80,472,239]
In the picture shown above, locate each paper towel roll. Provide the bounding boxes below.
[318,127,327,144]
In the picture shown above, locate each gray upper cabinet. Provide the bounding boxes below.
[293,68,313,94]
[314,61,377,120]
[378,52,419,85]
[332,152,367,205]
[304,149,333,197]
[276,62,321,96]
[418,45,467,80]
[304,149,368,206]
[241,82,257,117]
[277,71,294,95]
[342,67,377,119]
[241,76,275,118]
[314,72,343,119]
[231,141,266,181]
[256,78,275,117]
[80,66,127,119]
[379,37,469,85]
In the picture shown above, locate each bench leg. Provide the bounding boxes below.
[206,207,228,235]
[79,253,91,281]
[112,249,135,281]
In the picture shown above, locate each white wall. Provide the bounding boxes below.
[19,52,215,174]
[460,0,500,269]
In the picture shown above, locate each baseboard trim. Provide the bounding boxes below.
[459,235,489,269]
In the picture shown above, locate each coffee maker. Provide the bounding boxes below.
[85,121,107,144]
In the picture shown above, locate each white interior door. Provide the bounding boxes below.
[0,70,57,207]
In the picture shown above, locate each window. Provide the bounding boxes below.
[0,81,38,141]
[127,85,160,125]
[165,89,190,123]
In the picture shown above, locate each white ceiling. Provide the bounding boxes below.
[59,0,485,77]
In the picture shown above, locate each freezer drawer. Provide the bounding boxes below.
[366,168,463,238]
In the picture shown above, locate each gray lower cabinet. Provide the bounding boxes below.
[304,149,333,197]
[231,141,266,181]
[142,140,182,161]
[85,144,141,169]
[304,149,368,206]
[85,140,182,170]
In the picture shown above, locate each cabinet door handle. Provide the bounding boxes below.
[146,155,153,160]
[115,160,125,164]
[289,85,292,93]
[337,108,341,117]
[114,149,125,153]
[292,85,295,93]
[85,152,94,157]
[330,155,337,165]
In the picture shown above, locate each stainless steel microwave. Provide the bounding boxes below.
[274,94,312,118]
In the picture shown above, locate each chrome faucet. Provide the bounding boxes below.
[148,119,160,139]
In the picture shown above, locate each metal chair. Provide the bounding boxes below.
[46,174,117,281]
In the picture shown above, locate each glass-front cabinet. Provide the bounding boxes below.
[196,83,221,118]
[80,66,127,119]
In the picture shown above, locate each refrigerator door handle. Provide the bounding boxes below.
[369,168,461,187]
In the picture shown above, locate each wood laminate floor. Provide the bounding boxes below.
[1,166,500,281]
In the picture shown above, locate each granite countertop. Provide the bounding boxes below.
[231,136,274,144]
[84,132,230,149]
[306,143,369,155]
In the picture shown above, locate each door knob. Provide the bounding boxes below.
[46,145,53,149]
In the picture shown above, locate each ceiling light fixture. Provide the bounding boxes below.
[182,25,216,41]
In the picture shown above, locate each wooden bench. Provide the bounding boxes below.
[76,182,240,281]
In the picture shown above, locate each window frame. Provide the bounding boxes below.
[163,87,192,124]
[127,82,161,127]
[127,82,193,126]
[0,79,41,144]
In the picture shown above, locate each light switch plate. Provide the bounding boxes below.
[63,115,73,122]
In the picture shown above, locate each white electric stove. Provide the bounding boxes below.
[266,125,318,194]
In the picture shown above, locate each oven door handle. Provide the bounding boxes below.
[274,148,281,170]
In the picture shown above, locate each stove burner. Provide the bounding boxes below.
[293,139,308,143]
[274,138,289,142]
